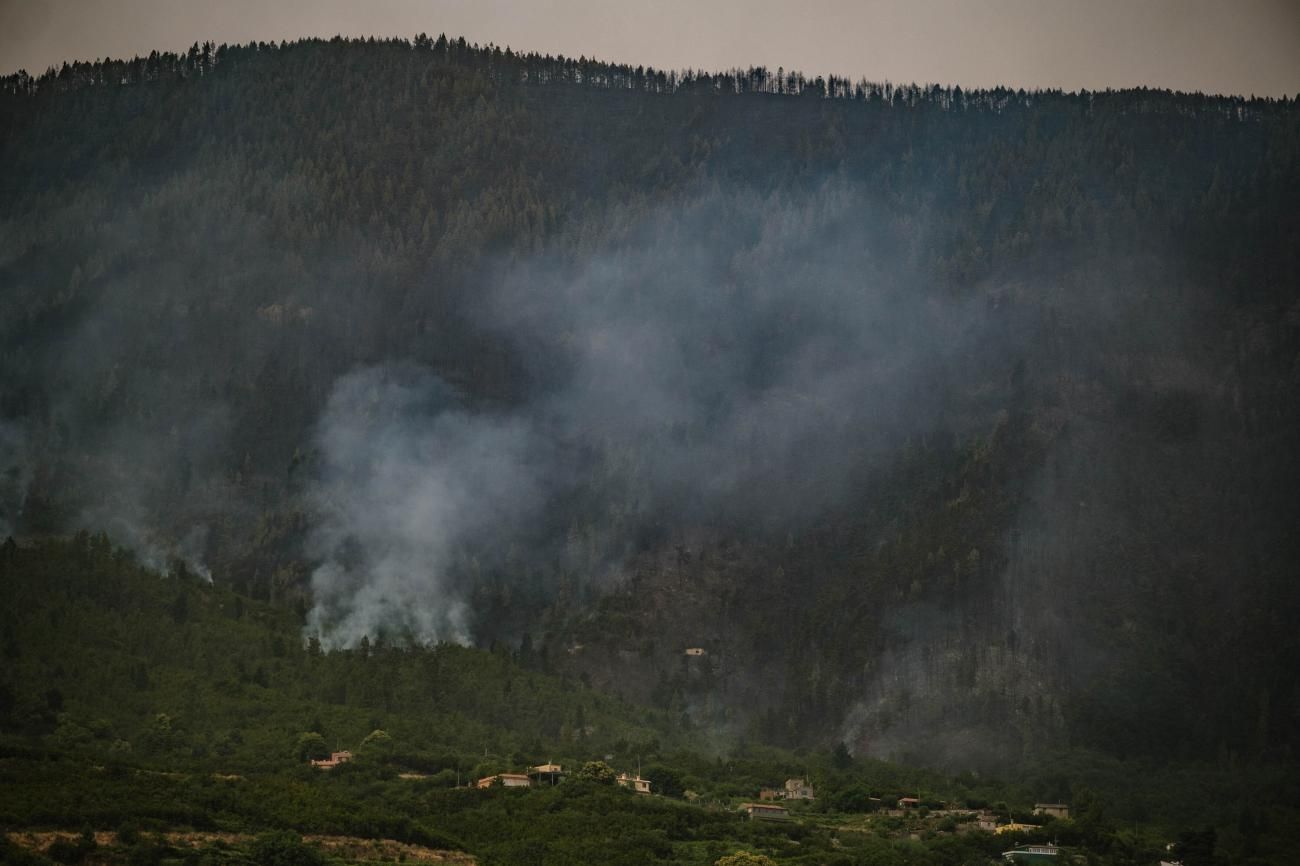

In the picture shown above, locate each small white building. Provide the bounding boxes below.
[784,778,815,800]
[616,772,652,794]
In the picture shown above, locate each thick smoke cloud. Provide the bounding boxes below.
[306,365,544,647]
[306,180,992,647]
[832,251,1236,767]
[488,186,952,517]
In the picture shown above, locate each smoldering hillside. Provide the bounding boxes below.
[305,184,992,648]
[2,37,1298,770]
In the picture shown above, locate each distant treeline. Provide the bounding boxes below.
[3,33,1293,117]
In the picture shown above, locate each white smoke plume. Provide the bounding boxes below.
[305,179,990,647]
[305,364,543,647]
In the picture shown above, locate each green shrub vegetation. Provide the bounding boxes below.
[2,536,1297,863]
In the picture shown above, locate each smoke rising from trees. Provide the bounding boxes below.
[305,365,543,646]
[304,181,995,648]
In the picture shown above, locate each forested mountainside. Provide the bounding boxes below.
[1,36,1298,773]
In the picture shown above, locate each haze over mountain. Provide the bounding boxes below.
[1,33,1298,787]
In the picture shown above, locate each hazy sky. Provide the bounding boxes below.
[2,0,1298,96]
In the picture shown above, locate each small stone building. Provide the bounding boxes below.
[784,778,815,800]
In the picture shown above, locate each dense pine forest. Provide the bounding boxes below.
[1,33,1299,865]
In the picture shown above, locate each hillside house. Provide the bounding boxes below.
[310,750,353,769]
[784,778,815,800]
[978,812,999,831]
[741,802,790,821]
[529,763,566,786]
[759,787,781,801]
[898,797,921,809]
[477,773,531,789]
[1002,843,1061,863]
[1033,803,1070,820]
[616,772,652,794]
